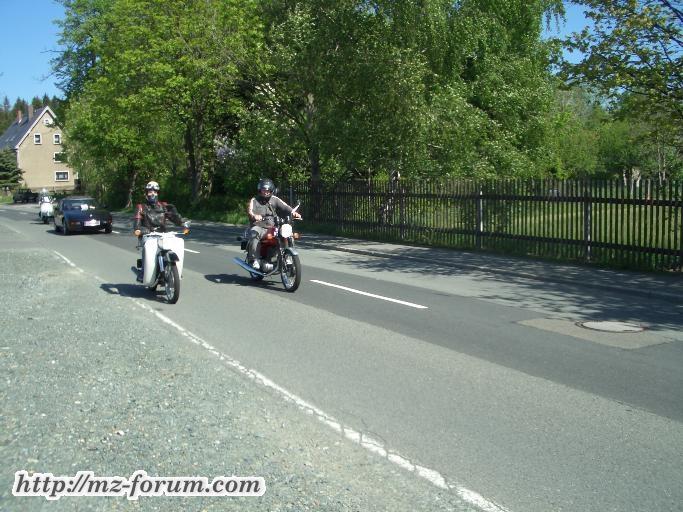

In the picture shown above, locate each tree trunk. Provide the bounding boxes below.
[305,93,322,219]
[185,125,200,204]
[125,167,138,209]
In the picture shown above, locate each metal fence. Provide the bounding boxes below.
[287,179,683,271]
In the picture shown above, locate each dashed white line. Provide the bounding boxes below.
[185,248,200,254]
[310,279,428,309]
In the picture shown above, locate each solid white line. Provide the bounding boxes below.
[129,302,506,510]
[0,221,21,234]
[185,248,200,254]
[310,279,428,309]
[52,251,84,273]
[112,230,121,234]
[49,259,506,512]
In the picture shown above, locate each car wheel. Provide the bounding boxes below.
[63,221,70,236]
[53,218,61,233]
[104,225,112,234]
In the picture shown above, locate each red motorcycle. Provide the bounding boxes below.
[234,205,302,292]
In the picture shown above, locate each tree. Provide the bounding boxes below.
[55,0,262,205]
[0,150,22,188]
[561,0,683,138]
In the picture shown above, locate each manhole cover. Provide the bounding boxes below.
[577,321,645,333]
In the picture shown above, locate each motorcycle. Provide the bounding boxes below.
[135,226,188,304]
[38,195,54,224]
[234,205,302,292]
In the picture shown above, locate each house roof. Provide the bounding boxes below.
[0,106,53,151]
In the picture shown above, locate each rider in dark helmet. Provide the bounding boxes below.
[246,178,301,270]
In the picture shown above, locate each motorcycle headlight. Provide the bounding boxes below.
[280,224,293,238]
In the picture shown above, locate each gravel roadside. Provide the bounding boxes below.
[0,247,479,512]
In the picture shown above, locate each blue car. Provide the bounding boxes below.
[53,196,113,235]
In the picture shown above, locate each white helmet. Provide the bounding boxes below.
[145,181,160,192]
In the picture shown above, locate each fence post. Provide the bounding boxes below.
[476,187,483,250]
[583,181,592,262]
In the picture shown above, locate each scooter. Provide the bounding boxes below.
[38,195,54,224]
[234,205,302,292]
[135,228,188,304]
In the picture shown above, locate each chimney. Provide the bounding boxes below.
[28,105,34,119]
[16,110,22,124]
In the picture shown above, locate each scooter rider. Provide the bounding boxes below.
[246,178,301,270]
[133,181,189,282]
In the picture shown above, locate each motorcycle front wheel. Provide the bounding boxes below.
[280,252,301,292]
[164,264,180,304]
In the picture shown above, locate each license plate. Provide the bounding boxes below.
[84,219,100,227]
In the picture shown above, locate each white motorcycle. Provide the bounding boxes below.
[135,228,188,304]
[38,195,54,224]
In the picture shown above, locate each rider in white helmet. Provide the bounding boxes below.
[133,180,188,282]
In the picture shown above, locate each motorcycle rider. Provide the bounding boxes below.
[246,178,301,270]
[133,181,189,282]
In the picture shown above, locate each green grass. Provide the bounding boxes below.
[0,195,12,204]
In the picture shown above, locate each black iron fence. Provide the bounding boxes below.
[286,179,683,271]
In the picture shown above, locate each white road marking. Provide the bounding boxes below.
[0,221,21,234]
[18,212,28,215]
[60,260,505,512]
[52,251,84,273]
[185,248,200,254]
[310,279,428,309]
[112,230,121,234]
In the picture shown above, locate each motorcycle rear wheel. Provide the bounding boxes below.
[280,253,301,292]
[164,264,180,304]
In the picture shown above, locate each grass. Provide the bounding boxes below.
[0,195,12,204]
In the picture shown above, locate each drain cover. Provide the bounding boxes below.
[577,321,645,333]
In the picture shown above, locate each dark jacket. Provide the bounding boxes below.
[133,201,185,234]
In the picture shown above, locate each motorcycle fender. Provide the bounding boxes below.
[284,247,299,257]
[167,251,179,263]
[142,237,159,287]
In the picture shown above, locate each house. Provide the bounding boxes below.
[0,106,76,192]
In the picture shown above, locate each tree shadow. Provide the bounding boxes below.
[320,248,683,334]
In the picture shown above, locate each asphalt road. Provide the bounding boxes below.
[2,202,682,512]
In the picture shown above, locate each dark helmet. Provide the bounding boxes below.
[257,178,275,199]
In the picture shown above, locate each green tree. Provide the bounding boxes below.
[55,0,262,205]
[0,150,22,188]
[561,0,682,137]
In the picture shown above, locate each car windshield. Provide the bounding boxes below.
[64,199,98,211]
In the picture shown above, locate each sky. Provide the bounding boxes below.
[0,1,589,105]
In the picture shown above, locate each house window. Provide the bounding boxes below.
[53,152,65,162]
[34,134,42,144]
[55,171,69,182]
[53,134,61,144]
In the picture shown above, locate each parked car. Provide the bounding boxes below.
[53,197,113,235]
[12,188,39,203]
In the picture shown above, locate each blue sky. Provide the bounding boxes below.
[0,1,589,104]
